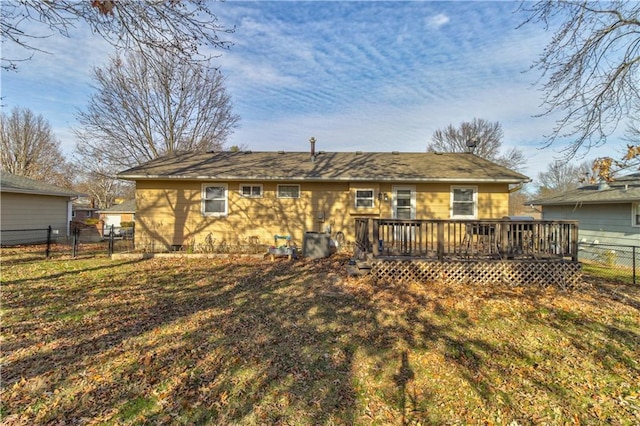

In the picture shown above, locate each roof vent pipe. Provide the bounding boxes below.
[309,137,316,161]
[598,180,610,191]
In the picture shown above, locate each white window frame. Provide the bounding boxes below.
[239,184,263,198]
[450,186,478,219]
[633,202,640,227]
[277,184,300,199]
[355,189,375,209]
[202,183,228,217]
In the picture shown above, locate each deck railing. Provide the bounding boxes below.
[355,218,579,261]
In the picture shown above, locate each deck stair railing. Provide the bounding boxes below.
[355,218,578,261]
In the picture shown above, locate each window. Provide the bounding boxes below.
[202,184,227,216]
[240,184,263,198]
[355,189,375,208]
[634,203,640,227]
[277,184,300,199]
[451,186,477,219]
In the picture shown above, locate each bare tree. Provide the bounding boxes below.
[0,106,73,187]
[74,160,131,209]
[626,122,640,143]
[520,1,640,157]
[1,0,232,71]
[535,160,592,198]
[509,184,533,216]
[427,118,526,171]
[75,49,240,170]
[624,100,640,143]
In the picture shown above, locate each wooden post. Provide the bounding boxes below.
[501,222,509,257]
[437,222,444,261]
[372,219,380,256]
[570,222,578,262]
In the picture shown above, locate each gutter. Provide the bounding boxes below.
[116,174,529,184]
[0,188,87,198]
[508,180,531,193]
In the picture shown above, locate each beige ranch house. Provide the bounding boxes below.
[117,150,529,251]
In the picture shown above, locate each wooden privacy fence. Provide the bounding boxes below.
[355,218,579,262]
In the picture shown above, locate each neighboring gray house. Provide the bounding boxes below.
[0,172,85,245]
[530,173,640,266]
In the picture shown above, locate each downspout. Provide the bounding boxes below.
[508,180,530,193]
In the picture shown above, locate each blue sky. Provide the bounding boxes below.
[1,1,629,181]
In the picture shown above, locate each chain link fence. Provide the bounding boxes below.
[578,242,638,285]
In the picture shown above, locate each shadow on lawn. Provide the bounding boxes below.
[393,351,416,426]
[2,256,639,424]
[2,257,442,423]
[1,259,141,286]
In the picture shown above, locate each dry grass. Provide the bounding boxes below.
[1,251,639,425]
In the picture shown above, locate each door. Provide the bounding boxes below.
[392,187,416,253]
[393,186,415,220]
[104,214,121,235]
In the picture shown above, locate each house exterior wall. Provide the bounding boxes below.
[134,180,511,250]
[541,203,639,246]
[0,192,71,244]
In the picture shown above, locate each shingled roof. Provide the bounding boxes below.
[0,172,84,198]
[117,151,529,184]
[98,199,136,213]
[530,173,640,205]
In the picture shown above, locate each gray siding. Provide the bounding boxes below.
[542,203,639,246]
[0,192,70,244]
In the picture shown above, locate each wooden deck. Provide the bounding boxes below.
[353,218,581,288]
[355,218,579,262]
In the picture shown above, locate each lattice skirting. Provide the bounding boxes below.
[369,259,583,289]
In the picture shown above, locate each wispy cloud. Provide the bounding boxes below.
[3,0,618,181]
[425,13,450,29]
[2,18,114,152]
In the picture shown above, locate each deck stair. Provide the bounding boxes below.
[347,259,372,277]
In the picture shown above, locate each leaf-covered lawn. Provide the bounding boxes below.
[1,253,639,425]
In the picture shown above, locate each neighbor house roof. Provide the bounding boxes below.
[530,173,640,206]
[97,199,136,214]
[0,172,85,198]
[73,197,98,211]
[117,151,529,184]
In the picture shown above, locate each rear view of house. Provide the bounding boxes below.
[117,149,529,252]
[0,172,85,245]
